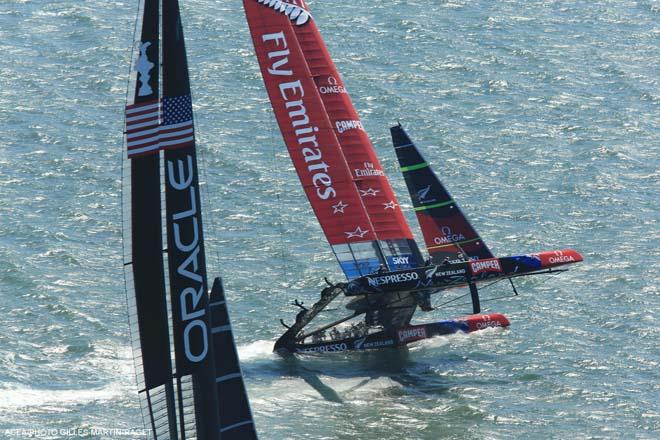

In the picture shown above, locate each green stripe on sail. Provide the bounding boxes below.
[414,200,454,211]
[400,162,429,172]
[428,237,482,250]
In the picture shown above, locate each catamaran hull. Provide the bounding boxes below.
[279,313,510,354]
[346,249,583,296]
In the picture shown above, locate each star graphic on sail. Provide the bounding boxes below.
[345,226,369,239]
[383,200,397,210]
[332,200,348,214]
[360,188,380,197]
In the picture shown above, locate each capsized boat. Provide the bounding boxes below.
[242,1,582,354]
[122,1,258,438]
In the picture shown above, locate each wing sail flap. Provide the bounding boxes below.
[243,0,384,278]
[288,6,422,270]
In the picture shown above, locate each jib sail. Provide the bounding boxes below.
[390,124,493,263]
[123,1,257,438]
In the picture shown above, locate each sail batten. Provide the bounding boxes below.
[209,278,258,439]
[294,20,412,248]
[289,17,419,262]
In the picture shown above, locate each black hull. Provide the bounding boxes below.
[345,249,583,296]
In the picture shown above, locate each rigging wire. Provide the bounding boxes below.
[269,123,289,284]
[433,293,519,311]
[194,117,221,272]
[430,270,565,311]
[296,268,567,335]
[188,18,220,273]
[120,1,143,261]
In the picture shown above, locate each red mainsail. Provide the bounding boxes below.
[289,13,415,243]
[243,1,422,277]
[243,0,377,246]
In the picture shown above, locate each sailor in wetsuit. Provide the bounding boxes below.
[418,258,437,311]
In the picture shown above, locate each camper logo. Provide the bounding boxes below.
[335,119,364,134]
[255,0,311,26]
[397,327,427,343]
[469,258,502,275]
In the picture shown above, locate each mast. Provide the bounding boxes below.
[124,1,257,438]
[161,1,220,438]
[390,124,494,263]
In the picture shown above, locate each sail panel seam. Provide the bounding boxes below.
[215,372,242,383]
[211,325,231,334]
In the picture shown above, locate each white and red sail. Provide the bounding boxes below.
[243,0,422,278]
[289,15,414,242]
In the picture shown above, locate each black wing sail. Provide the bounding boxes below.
[390,124,494,263]
[161,0,222,438]
[123,0,180,438]
[124,0,258,438]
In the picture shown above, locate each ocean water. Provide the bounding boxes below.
[0,0,658,439]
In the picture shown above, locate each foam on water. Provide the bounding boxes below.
[0,383,125,413]
[238,339,279,362]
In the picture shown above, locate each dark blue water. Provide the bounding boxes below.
[0,0,657,438]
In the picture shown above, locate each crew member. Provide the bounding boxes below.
[414,292,433,312]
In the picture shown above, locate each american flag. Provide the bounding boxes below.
[125,100,160,157]
[160,95,194,150]
[124,95,194,158]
